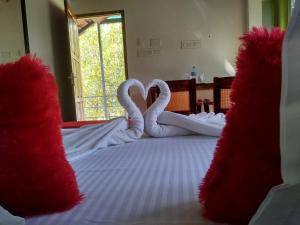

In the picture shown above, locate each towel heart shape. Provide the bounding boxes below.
[118,79,170,118]
[117,79,179,137]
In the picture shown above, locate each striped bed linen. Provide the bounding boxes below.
[26,135,226,225]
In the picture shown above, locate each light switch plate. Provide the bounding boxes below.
[152,49,161,55]
[150,38,162,48]
[137,49,161,57]
[137,39,147,48]
[181,40,201,49]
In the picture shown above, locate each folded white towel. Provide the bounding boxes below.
[62,79,146,159]
[0,205,25,225]
[158,111,225,137]
[144,79,225,137]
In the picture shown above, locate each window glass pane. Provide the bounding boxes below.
[79,15,126,121]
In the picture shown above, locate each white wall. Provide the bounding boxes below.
[71,0,247,84]
[0,0,25,63]
[25,0,63,74]
[25,0,76,121]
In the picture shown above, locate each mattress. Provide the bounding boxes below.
[26,135,225,225]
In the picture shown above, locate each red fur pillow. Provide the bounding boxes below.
[199,28,284,225]
[0,55,82,216]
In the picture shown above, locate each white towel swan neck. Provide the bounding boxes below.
[115,78,146,140]
[144,79,192,137]
[144,79,225,137]
[62,79,146,158]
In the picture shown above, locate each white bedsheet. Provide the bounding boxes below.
[0,205,24,225]
[26,136,226,225]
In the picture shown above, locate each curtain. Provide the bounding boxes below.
[250,0,300,224]
[277,0,290,29]
[262,0,291,29]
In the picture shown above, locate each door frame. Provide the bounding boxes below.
[64,0,85,121]
[20,0,30,54]
[75,10,129,79]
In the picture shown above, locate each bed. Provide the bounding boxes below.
[26,135,226,225]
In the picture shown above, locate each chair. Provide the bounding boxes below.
[147,79,197,115]
[213,76,234,113]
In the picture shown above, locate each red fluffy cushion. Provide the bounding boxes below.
[0,55,82,216]
[199,28,284,225]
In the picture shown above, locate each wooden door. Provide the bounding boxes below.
[64,0,84,121]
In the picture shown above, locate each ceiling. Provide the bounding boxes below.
[77,14,122,34]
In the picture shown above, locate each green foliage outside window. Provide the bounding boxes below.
[79,22,126,120]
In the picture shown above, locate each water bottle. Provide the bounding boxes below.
[191,66,197,79]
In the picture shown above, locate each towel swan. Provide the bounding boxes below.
[113,78,146,141]
[144,79,225,137]
[144,79,193,137]
[62,79,146,157]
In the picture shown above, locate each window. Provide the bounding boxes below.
[78,12,127,120]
